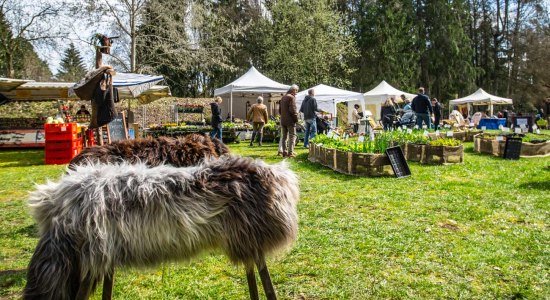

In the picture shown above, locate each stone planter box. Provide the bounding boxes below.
[307,144,393,176]
[422,144,464,164]
[406,143,426,162]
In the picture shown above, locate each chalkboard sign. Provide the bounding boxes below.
[385,146,411,178]
[503,137,522,160]
[107,112,127,142]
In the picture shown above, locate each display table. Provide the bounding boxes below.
[477,118,506,130]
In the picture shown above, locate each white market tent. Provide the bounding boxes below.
[449,88,512,116]
[350,80,416,121]
[214,66,290,120]
[296,84,364,121]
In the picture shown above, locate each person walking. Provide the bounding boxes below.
[431,97,442,130]
[247,96,269,146]
[299,88,324,148]
[411,87,433,129]
[279,84,299,157]
[210,96,223,140]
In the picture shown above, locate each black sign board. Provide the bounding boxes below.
[107,112,127,142]
[503,137,522,160]
[385,146,411,178]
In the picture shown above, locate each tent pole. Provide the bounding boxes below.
[489,103,494,117]
[333,99,337,126]
[230,87,233,122]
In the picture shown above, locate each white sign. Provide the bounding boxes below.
[327,131,333,138]
[502,127,510,132]
[519,124,526,129]
[536,129,541,134]
[435,130,440,136]
[423,130,429,136]
[516,118,528,126]
[358,135,365,142]
[515,128,522,134]
[402,125,406,130]
[532,124,538,130]
[498,125,503,130]
[414,125,419,129]
[481,126,487,131]
[445,124,451,129]
[469,123,475,127]
[422,125,428,129]
[446,131,454,137]
[407,128,413,134]
[496,136,504,142]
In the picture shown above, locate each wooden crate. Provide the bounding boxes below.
[521,141,550,156]
[474,135,505,156]
[422,144,464,164]
[349,152,393,177]
[405,143,426,162]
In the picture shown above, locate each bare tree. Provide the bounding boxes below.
[0,0,63,78]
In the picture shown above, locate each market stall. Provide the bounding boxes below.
[356,80,416,121]
[214,66,290,120]
[449,88,513,118]
[295,84,364,124]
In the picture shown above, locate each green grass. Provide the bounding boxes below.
[1,144,549,299]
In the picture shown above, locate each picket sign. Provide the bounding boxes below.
[496,136,504,142]
[446,131,454,137]
[481,126,487,131]
[358,135,365,142]
[514,128,522,134]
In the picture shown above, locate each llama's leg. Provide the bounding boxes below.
[246,264,259,300]
[75,274,92,300]
[256,256,277,300]
[102,269,115,300]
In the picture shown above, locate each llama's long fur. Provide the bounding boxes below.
[69,133,229,169]
[24,155,299,300]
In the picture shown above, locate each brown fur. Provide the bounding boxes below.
[69,133,229,169]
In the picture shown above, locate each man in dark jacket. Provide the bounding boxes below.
[279,84,299,157]
[300,88,324,148]
[411,87,433,128]
[431,98,442,130]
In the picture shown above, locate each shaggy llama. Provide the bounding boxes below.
[25,156,299,300]
[69,133,229,169]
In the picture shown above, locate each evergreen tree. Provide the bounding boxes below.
[258,0,357,89]
[56,43,86,82]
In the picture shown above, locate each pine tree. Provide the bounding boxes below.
[57,43,86,82]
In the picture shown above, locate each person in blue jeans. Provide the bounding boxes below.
[210,96,223,140]
[299,88,324,148]
[411,87,433,129]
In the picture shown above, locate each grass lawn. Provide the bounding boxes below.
[0,143,549,299]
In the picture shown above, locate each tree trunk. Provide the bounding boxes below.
[130,0,136,72]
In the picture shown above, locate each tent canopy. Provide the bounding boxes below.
[112,72,165,98]
[363,80,416,102]
[347,80,415,121]
[214,66,290,96]
[296,84,364,117]
[214,66,290,120]
[449,88,512,116]
[449,88,512,106]
[0,73,168,102]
